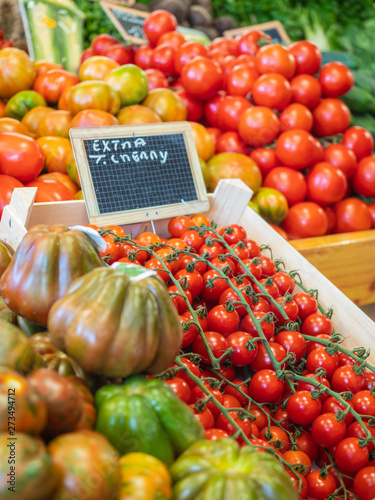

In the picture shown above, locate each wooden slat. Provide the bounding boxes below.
[238,207,375,363]
[291,230,375,306]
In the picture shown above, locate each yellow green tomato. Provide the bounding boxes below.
[206,153,262,193]
[5,90,46,120]
[252,187,289,224]
[104,64,148,107]
[248,200,260,215]
[67,81,121,116]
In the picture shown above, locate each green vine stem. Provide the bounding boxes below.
[101,223,375,497]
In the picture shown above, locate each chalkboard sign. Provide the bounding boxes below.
[69,122,209,226]
[100,1,210,45]
[224,21,290,45]
[100,2,148,44]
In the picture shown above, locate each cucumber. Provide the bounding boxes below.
[321,51,360,70]
[351,71,375,96]
[340,86,375,114]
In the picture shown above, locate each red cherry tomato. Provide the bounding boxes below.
[286,390,322,426]
[192,331,230,366]
[334,437,369,474]
[248,369,284,403]
[165,377,191,403]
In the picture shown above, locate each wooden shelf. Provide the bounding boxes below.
[291,230,375,306]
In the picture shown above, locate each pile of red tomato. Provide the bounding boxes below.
[90,214,375,500]
[0,9,374,239]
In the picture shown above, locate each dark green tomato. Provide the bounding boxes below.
[171,438,297,500]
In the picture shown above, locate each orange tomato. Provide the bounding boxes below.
[36,110,72,138]
[0,100,6,117]
[155,247,181,274]
[191,213,210,227]
[33,69,80,104]
[142,88,187,122]
[0,48,36,99]
[0,117,30,136]
[67,81,121,116]
[33,60,63,76]
[136,232,161,246]
[21,106,54,138]
[79,56,119,81]
[38,173,79,194]
[117,104,162,124]
[25,178,75,202]
[36,136,75,174]
[69,109,119,128]
[57,88,72,111]
[189,122,215,162]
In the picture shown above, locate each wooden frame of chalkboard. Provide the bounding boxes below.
[100,2,148,44]
[224,21,291,45]
[69,122,209,226]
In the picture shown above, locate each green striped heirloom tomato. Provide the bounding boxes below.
[0,48,36,99]
[170,438,297,500]
[0,433,58,500]
[252,187,289,224]
[95,375,204,466]
[0,225,105,326]
[67,81,121,116]
[104,64,149,107]
[47,265,182,378]
[0,321,35,373]
[5,90,46,120]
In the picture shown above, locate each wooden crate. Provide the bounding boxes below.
[23,192,375,307]
[291,231,375,307]
[1,179,374,363]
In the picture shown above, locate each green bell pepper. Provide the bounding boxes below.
[95,375,205,466]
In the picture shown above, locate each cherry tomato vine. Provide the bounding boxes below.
[99,221,375,500]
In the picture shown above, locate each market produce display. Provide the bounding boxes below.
[0,10,374,240]
[1,213,375,500]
